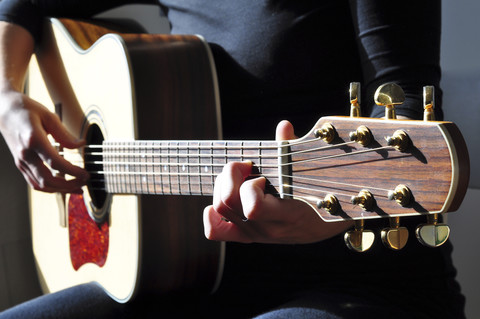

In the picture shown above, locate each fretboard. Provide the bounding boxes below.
[101,140,280,196]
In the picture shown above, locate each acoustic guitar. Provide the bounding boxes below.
[26,18,469,303]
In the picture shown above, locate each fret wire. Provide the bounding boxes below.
[187,142,192,195]
[210,141,214,192]
[197,142,202,196]
[176,142,181,195]
[259,141,262,174]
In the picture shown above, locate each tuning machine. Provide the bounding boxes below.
[381,217,409,250]
[415,85,450,247]
[416,214,450,248]
[374,82,405,120]
[314,123,336,143]
[345,220,375,253]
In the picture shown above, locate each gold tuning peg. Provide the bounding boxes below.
[423,85,435,121]
[314,123,336,143]
[316,194,340,215]
[345,220,375,252]
[351,189,375,211]
[350,82,361,117]
[419,85,449,247]
[416,214,450,248]
[381,217,409,250]
[374,83,405,119]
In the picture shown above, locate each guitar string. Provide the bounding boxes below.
[82,164,393,197]
[60,144,395,169]
[56,140,397,195]
[57,138,359,161]
[84,179,390,202]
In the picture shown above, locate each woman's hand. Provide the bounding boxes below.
[0,90,89,193]
[0,22,88,194]
[203,120,353,244]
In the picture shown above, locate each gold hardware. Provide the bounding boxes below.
[349,125,372,146]
[344,220,375,252]
[350,82,361,118]
[314,123,336,143]
[374,82,405,119]
[351,189,375,211]
[385,130,410,151]
[423,85,435,121]
[317,194,340,215]
[416,214,450,247]
[388,184,412,207]
[381,217,409,250]
[418,85,449,247]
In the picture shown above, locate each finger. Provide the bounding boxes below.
[241,177,314,224]
[19,155,85,193]
[33,131,89,181]
[213,161,252,221]
[239,176,267,221]
[203,205,253,243]
[275,120,297,141]
[41,110,85,149]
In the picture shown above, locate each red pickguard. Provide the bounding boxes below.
[68,194,109,270]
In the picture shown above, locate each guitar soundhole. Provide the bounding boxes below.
[84,123,109,221]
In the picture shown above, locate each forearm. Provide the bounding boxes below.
[351,0,442,120]
[0,21,33,93]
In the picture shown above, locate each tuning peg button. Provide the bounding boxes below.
[416,214,450,247]
[345,220,375,252]
[381,217,408,250]
[374,82,405,119]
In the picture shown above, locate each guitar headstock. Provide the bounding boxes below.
[282,83,469,251]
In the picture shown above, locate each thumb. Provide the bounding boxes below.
[275,120,297,141]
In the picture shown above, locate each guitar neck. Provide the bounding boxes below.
[99,140,279,196]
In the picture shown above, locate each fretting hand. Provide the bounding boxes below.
[203,120,353,244]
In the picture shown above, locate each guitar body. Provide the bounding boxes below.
[27,18,224,302]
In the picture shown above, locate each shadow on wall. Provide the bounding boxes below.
[441,69,480,319]
[441,69,480,188]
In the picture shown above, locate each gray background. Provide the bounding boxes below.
[0,1,479,317]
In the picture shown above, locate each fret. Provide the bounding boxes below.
[145,141,154,194]
[199,141,214,196]
[135,142,141,194]
[197,142,202,195]
[102,143,110,193]
[121,141,127,194]
[127,141,133,194]
[153,141,162,195]
[148,141,156,194]
[139,142,145,193]
[178,141,189,195]
[187,142,201,195]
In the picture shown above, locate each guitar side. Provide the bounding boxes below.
[27,18,224,302]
